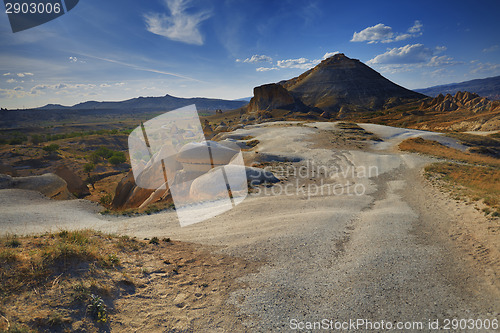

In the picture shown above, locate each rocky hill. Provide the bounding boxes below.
[416,75,500,101]
[349,90,500,131]
[246,53,424,118]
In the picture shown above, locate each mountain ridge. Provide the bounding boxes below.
[37,94,247,112]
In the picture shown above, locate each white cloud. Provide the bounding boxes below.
[69,56,78,62]
[352,20,422,44]
[100,83,111,88]
[408,20,423,34]
[483,45,499,53]
[367,44,433,64]
[427,55,462,67]
[16,72,33,77]
[6,78,16,83]
[237,54,273,63]
[277,57,322,70]
[3,73,11,76]
[144,0,211,45]
[351,23,393,43]
[369,44,462,75]
[256,67,277,72]
[435,46,447,53]
[470,61,500,74]
[322,51,340,59]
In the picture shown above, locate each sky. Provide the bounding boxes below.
[1,0,500,109]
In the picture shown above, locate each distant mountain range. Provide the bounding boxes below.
[38,94,247,112]
[415,75,500,100]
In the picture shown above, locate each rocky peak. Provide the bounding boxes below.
[247,53,423,117]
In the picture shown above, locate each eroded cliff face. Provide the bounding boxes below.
[247,83,296,114]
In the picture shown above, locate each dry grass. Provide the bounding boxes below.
[425,163,500,214]
[399,137,500,215]
[399,137,500,167]
[0,230,260,332]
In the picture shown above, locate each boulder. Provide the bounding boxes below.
[0,173,73,200]
[112,170,156,210]
[54,165,90,197]
[189,165,278,201]
[0,163,17,176]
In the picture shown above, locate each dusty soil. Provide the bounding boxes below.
[0,232,263,333]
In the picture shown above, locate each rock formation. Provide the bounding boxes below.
[420,91,500,114]
[54,165,90,197]
[247,83,297,113]
[0,173,73,200]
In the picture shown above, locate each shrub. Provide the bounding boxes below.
[88,294,107,323]
[42,143,59,152]
[99,193,113,206]
[108,152,126,165]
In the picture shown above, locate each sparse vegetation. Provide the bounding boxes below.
[400,137,500,215]
[399,137,500,167]
[0,230,191,332]
[42,143,60,153]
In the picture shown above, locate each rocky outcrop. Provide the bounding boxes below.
[112,170,159,210]
[54,165,90,197]
[0,163,17,176]
[0,173,73,200]
[113,141,241,210]
[247,83,296,113]
[421,91,500,114]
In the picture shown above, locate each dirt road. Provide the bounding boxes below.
[1,122,498,331]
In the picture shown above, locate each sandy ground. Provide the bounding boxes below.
[1,121,499,331]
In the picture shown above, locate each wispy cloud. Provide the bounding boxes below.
[367,44,433,64]
[236,54,273,63]
[368,44,463,75]
[252,51,339,72]
[482,45,499,53]
[470,61,500,74]
[256,67,277,72]
[144,0,211,45]
[77,52,204,82]
[351,20,423,44]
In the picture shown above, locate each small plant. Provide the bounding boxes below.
[162,237,171,243]
[72,283,90,303]
[149,237,160,245]
[88,294,107,323]
[99,193,113,206]
[5,236,21,248]
[106,253,120,266]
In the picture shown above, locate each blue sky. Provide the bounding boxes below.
[1,0,499,109]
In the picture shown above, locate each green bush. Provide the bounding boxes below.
[42,143,59,152]
[108,152,126,165]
